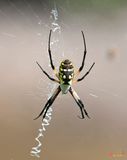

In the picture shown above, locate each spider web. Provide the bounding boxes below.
[30,2,61,158]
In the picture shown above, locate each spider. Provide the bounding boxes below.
[34,30,95,120]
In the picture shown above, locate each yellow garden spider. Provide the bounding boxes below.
[34,30,95,120]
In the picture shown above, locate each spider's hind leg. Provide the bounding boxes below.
[34,86,61,120]
[69,87,90,119]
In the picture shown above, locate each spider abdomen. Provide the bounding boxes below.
[59,59,74,85]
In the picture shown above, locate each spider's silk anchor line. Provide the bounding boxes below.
[30,108,52,158]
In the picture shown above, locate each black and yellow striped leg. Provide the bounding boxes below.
[48,29,55,70]
[36,61,59,83]
[78,31,87,73]
[77,62,95,82]
[34,86,61,120]
[48,29,59,78]
[69,87,90,119]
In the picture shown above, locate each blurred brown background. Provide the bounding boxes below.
[0,0,127,159]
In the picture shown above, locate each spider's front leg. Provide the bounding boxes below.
[75,30,87,78]
[69,87,90,119]
[48,29,59,79]
[34,86,61,120]
[78,31,87,73]
[73,31,95,82]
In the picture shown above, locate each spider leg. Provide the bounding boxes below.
[78,31,87,73]
[36,61,59,83]
[48,29,54,70]
[77,62,95,82]
[69,87,90,119]
[34,86,61,120]
[48,29,58,78]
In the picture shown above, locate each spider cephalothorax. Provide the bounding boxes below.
[34,30,95,120]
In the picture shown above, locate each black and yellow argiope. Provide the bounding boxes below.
[34,30,95,120]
